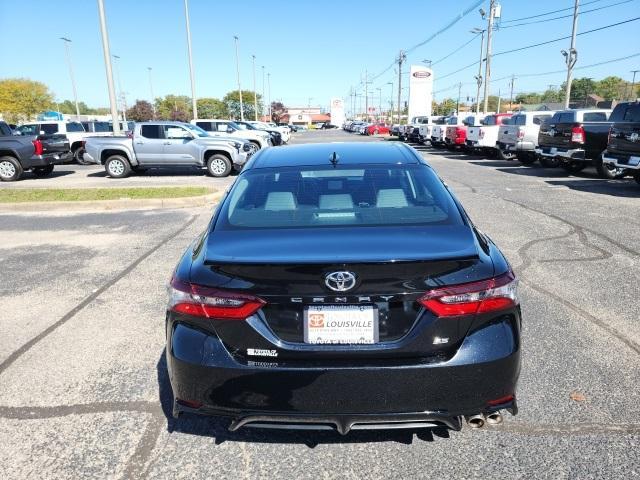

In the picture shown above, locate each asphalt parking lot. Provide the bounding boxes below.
[1,129,638,479]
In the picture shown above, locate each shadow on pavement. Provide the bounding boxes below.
[544,179,640,197]
[19,170,75,180]
[156,350,451,447]
[87,167,221,178]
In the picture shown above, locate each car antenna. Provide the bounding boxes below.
[330,151,339,167]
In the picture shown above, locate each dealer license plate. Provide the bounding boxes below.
[629,156,640,166]
[304,305,378,345]
[550,147,558,154]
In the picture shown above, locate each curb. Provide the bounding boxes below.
[0,191,224,213]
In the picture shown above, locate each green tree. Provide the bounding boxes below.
[223,90,263,120]
[57,99,93,115]
[540,88,562,103]
[197,98,228,118]
[155,95,192,121]
[434,98,456,115]
[595,76,626,100]
[567,77,597,102]
[126,100,154,121]
[0,78,54,123]
[514,92,542,105]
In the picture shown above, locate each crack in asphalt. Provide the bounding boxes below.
[0,215,197,377]
[447,177,640,356]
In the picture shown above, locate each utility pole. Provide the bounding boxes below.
[629,70,639,99]
[563,0,580,109]
[497,88,502,113]
[267,73,271,121]
[252,55,258,120]
[387,81,394,124]
[483,1,496,114]
[183,0,197,119]
[364,70,369,122]
[95,0,120,134]
[261,66,266,120]
[472,28,485,114]
[147,67,155,119]
[456,82,462,115]
[233,36,244,121]
[59,37,80,118]
[509,75,515,111]
[376,87,382,122]
[397,50,405,124]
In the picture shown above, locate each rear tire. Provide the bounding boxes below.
[32,165,54,177]
[206,154,232,177]
[74,146,90,165]
[561,162,587,174]
[594,156,626,179]
[539,156,561,168]
[0,155,23,182]
[516,152,537,165]
[497,148,515,161]
[104,155,131,178]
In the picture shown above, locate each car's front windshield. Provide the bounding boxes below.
[219,164,463,230]
[184,123,210,137]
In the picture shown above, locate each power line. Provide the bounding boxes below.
[500,0,606,23]
[431,33,482,67]
[500,0,636,29]
[492,16,640,58]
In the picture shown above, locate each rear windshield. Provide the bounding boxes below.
[512,115,526,126]
[582,112,609,122]
[66,122,85,132]
[551,112,575,123]
[484,116,498,126]
[217,164,463,230]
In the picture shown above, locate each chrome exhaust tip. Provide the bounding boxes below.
[465,414,485,429]
[485,411,503,425]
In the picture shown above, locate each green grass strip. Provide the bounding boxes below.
[0,187,213,203]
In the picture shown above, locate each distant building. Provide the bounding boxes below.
[285,106,327,125]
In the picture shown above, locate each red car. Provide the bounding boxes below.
[366,124,390,135]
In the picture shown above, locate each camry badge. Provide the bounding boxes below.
[325,271,357,292]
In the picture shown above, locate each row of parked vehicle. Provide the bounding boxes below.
[0,118,298,181]
[343,120,391,136]
[389,101,640,184]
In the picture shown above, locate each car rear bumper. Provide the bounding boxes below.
[535,146,586,161]
[603,153,640,170]
[23,152,72,169]
[167,316,521,431]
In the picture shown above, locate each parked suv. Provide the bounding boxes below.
[16,120,89,164]
[497,111,555,164]
[84,121,252,178]
[535,109,623,178]
[191,119,272,153]
[602,101,640,185]
[0,121,71,181]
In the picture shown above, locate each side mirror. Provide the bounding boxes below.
[40,130,46,135]
[227,126,234,134]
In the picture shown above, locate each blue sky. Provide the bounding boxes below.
[1,0,638,111]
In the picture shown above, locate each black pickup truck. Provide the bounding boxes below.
[0,121,71,181]
[535,108,628,179]
[603,101,640,185]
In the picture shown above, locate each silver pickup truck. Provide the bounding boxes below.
[84,121,253,178]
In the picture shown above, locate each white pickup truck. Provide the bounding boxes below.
[84,121,252,178]
[466,113,513,157]
[16,120,91,164]
[418,116,445,144]
[496,111,555,163]
[431,116,461,148]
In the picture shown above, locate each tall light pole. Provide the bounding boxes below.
[183,0,197,119]
[233,36,244,121]
[509,75,516,111]
[376,87,382,121]
[251,55,258,120]
[386,82,393,124]
[261,66,266,120]
[267,72,271,121]
[147,67,156,118]
[112,55,126,121]
[563,0,580,109]
[95,0,120,134]
[471,28,485,114]
[397,50,406,124]
[59,37,80,118]
[483,2,496,114]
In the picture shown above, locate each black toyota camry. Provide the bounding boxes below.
[166,142,521,434]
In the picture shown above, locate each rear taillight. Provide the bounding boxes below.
[479,128,485,139]
[571,125,585,144]
[168,277,265,320]
[455,127,465,138]
[516,127,525,139]
[418,271,518,317]
[32,139,43,155]
[607,127,612,144]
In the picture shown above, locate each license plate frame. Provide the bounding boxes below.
[304,305,379,345]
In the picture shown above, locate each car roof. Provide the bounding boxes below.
[246,142,423,170]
